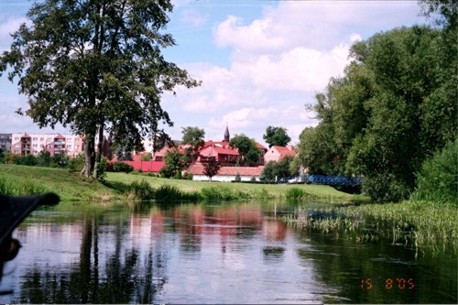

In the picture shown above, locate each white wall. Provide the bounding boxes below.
[192,174,260,182]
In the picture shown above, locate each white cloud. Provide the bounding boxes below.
[180,8,207,27]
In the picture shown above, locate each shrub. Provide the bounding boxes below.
[286,187,307,200]
[68,155,85,173]
[154,185,182,202]
[363,173,410,203]
[112,162,134,173]
[413,139,458,204]
[127,179,154,201]
[96,157,107,182]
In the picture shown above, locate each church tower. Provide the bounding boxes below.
[223,125,230,142]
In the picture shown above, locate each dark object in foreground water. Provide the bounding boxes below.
[0,193,60,287]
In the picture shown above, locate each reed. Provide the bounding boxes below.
[284,200,457,252]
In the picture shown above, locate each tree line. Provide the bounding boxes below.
[296,0,457,202]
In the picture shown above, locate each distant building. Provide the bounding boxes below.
[11,133,84,157]
[187,164,264,182]
[263,145,297,164]
[0,133,12,152]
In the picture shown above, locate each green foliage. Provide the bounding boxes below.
[36,151,52,167]
[0,177,49,196]
[229,134,262,166]
[128,179,154,201]
[263,126,291,147]
[181,126,205,164]
[0,0,199,177]
[112,162,134,173]
[413,138,458,204]
[261,157,295,182]
[68,154,85,173]
[51,154,69,168]
[298,25,457,202]
[286,187,308,200]
[163,149,186,178]
[141,153,152,161]
[96,157,107,183]
[200,186,251,201]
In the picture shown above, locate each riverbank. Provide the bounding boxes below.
[0,164,360,203]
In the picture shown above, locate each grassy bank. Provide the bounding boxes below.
[0,164,119,202]
[0,164,360,203]
[105,172,360,202]
[284,200,457,252]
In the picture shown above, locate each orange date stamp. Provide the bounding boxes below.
[360,278,415,290]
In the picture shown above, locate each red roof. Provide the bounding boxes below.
[187,164,264,177]
[272,145,297,158]
[199,146,239,156]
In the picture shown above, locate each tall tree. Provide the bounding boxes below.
[299,25,457,202]
[181,126,205,164]
[229,134,262,166]
[263,126,291,148]
[0,0,199,178]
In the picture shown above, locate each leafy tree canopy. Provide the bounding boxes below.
[181,126,205,163]
[0,0,199,177]
[229,134,262,166]
[263,126,291,148]
[298,24,457,202]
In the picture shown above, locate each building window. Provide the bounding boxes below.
[40,138,44,141]
[67,144,72,149]
[32,144,37,148]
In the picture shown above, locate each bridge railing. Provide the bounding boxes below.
[305,175,362,187]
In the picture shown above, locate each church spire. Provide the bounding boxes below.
[223,125,230,142]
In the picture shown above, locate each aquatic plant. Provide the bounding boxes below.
[284,200,457,252]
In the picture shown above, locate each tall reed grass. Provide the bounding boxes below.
[284,200,457,253]
[0,177,50,196]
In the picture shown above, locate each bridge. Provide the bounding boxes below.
[305,175,362,187]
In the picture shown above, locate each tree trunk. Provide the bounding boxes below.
[92,124,104,179]
[83,134,96,177]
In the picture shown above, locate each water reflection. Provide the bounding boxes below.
[0,201,456,304]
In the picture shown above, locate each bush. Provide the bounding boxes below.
[112,162,134,173]
[286,187,307,200]
[127,179,154,200]
[96,157,107,182]
[413,139,458,204]
[362,173,410,203]
[68,155,85,173]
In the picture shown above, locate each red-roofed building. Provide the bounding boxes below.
[187,164,264,182]
[264,145,297,164]
[197,146,239,165]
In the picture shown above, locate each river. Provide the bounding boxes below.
[0,201,456,304]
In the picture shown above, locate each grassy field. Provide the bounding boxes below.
[105,172,359,202]
[0,164,360,203]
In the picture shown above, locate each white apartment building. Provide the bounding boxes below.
[11,133,84,157]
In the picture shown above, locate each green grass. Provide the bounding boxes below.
[0,164,119,202]
[0,164,362,203]
[284,200,458,252]
[106,172,359,202]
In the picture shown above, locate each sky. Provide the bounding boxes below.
[0,0,428,146]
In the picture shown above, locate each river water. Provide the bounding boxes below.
[0,201,456,304]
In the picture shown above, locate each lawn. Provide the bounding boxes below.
[0,164,361,203]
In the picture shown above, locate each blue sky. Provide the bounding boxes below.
[0,0,427,146]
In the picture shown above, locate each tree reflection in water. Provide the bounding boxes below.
[16,214,167,304]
